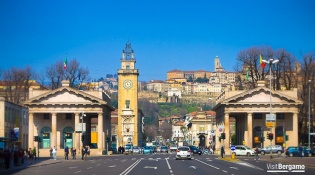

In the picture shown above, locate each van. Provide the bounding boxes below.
[232,145,255,156]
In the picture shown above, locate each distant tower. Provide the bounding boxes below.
[214,56,223,72]
[117,41,140,146]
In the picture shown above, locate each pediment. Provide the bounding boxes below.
[24,87,106,105]
[222,87,302,105]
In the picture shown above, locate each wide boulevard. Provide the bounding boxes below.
[4,152,315,175]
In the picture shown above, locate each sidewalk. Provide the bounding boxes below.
[257,154,315,168]
[0,157,62,173]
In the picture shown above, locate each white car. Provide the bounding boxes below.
[176,146,193,160]
[232,145,255,156]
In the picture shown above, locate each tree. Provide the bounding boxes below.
[180,126,188,142]
[160,122,172,141]
[145,124,158,141]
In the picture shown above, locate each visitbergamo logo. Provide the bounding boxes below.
[267,163,305,173]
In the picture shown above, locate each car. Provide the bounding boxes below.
[160,146,169,153]
[143,146,152,154]
[231,145,255,156]
[286,146,313,157]
[156,146,161,153]
[176,146,193,160]
[132,146,141,154]
[188,145,202,155]
[170,144,177,152]
[260,145,284,155]
[124,144,133,154]
[150,146,157,153]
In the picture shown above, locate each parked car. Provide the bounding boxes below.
[156,146,161,153]
[176,146,193,160]
[124,144,133,154]
[188,145,202,155]
[150,146,157,153]
[132,146,141,154]
[260,145,284,155]
[170,144,177,152]
[286,146,313,157]
[143,146,152,154]
[160,146,169,153]
[231,145,255,156]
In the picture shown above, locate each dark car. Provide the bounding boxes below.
[286,146,313,157]
[188,145,202,155]
[160,146,169,153]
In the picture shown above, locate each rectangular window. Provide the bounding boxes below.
[43,113,50,120]
[277,113,285,119]
[126,100,130,108]
[66,113,72,120]
[254,113,263,119]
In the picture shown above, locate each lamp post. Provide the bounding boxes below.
[81,112,86,147]
[262,58,279,159]
[308,80,311,148]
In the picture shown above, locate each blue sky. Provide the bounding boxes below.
[1,0,314,81]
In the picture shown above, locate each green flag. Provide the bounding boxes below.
[246,69,249,81]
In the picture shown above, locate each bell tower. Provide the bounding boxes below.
[117,41,140,147]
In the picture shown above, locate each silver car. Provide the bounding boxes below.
[176,146,193,160]
[132,146,141,154]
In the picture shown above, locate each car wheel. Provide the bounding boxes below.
[277,151,281,155]
[289,153,293,157]
[246,152,251,157]
[261,151,265,155]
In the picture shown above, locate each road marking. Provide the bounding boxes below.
[119,158,143,175]
[195,159,220,169]
[148,158,158,161]
[74,171,81,174]
[109,165,116,167]
[207,160,212,161]
[87,167,93,169]
[237,162,264,171]
[96,164,101,166]
[189,166,196,169]
[222,170,228,173]
[144,166,157,169]
[69,166,77,169]
[230,167,239,170]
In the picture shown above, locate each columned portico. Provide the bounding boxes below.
[293,112,298,146]
[28,113,34,149]
[75,113,80,150]
[98,113,103,150]
[51,113,57,148]
[247,113,253,148]
[224,112,230,153]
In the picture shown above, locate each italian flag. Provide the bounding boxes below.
[260,55,266,68]
[64,57,67,70]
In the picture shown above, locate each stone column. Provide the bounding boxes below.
[247,113,253,148]
[292,113,298,146]
[51,113,57,148]
[28,113,34,149]
[224,112,230,154]
[75,113,80,151]
[98,113,104,151]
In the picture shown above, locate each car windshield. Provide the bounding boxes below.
[161,146,168,149]
[244,146,251,149]
[144,146,150,149]
[190,146,197,149]
[178,147,189,151]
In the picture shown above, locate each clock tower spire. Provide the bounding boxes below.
[117,41,141,148]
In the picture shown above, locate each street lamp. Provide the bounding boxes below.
[308,80,311,148]
[81,112,86,147]
[262,58,279,159]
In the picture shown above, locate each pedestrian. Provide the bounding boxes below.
[32,147,37,161]
[298,145,303,158]
[64,146,69,160]
[220,146,225,158]
[28,148,33,164]
[49,148,53,159]
[118,146,121,154]
[84,146,88,160]
[4,149,11,169]
[72,148,76,160]
[81,147,85,160]
[52,146,57,160]
[255,146,260,160]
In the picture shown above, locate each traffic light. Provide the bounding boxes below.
[268,133,273,140]
[221,133,226,140]
[33,136,38,142]
[81,133,85,142]
[106,136,110,143]
[267,132,270,140]
[261,137,265,142]
[285,135,289,141]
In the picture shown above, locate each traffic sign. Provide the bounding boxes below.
[230,145,236,151]
[211,130,214,133]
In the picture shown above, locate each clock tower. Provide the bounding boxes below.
[117,41,140,147]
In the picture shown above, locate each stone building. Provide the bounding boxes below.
[213,81,302,154]
[23,80,114,156]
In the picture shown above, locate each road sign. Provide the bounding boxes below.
[211,130,214,133]
[266,121,276,127]
[230,145,236,151]
[266,114,276,121]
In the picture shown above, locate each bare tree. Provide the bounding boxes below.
[145,124,158,141]
[160,122,172,140]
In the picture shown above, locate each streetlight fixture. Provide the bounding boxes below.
[308,80,311,148]
[262,58,279,159]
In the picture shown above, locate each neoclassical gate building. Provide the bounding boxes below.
[213,81,302,154]
[23,80,114,156]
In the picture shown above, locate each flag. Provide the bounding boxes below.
[64,57,67,70]
[260,55,266,68]
[246,69,249,81]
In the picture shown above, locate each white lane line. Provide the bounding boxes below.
[237,162,264,171]
[119,158,142,175]
[222,170,228,173]
[74,171,81,174]
[165,158,171,170]
[96,164,101,166]
[87,167,93,169]
[195,159,220,169]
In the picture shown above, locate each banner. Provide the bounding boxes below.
[11,127,19,141]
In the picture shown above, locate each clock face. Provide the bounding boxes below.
[123,80,133,89]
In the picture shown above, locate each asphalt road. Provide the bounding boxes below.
[3,152,315,175]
